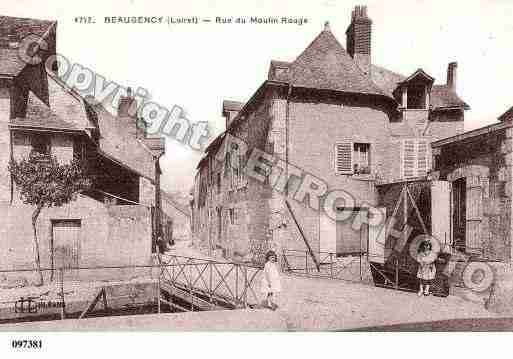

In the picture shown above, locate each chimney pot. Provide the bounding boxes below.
[324,21,330,32]
[447,62,458,91]
[346,5,372,75]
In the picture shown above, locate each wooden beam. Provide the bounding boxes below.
[285,200,320,271]
[79,288,105,319]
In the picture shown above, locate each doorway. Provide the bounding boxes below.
[335,207,368,257]
[51,220,81,277]
[452,178,466,252]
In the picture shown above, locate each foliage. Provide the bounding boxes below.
[8,151,91,285]
[9,152,91,208]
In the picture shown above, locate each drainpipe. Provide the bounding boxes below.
[154,153,164,247]
[285,84,292,196]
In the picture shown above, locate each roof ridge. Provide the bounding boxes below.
[287,28,388,97]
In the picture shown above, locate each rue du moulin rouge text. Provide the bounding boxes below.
[214,16,308,25]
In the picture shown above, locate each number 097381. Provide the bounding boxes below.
[11,339,42,349]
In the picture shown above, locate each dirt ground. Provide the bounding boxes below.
[168,240,497,330]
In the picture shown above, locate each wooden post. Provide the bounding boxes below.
[60,267,65,320]
[235,264,239,305]
[395,258,399,289]
[101,288,108,310]
[157,265,161,314]
[209,262,213,308]
[305,251,309,274]
[190,285,194,311]
[243,267,248,308]
[156,245,161,314]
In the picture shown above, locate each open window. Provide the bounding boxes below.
[31,134,51,156]
[353,143,370,175]
[335,142,371,175]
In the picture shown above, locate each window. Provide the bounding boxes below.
[407,84,427,109]
[401,139,431,179]
[335,142,353,175]
[31,135,51,156]
[335,142,371,175]
[353,143,370,175]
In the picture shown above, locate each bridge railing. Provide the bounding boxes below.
[159,254,263,309]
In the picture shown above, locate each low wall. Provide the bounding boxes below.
[0,196,153,285]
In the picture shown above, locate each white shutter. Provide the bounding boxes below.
[417,139,430,176]
[402,139,416,178]
[401,139,431,179]
[335,142,353,174]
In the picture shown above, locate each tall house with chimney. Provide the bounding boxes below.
[191,6,469,263]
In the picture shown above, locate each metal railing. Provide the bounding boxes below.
[281,249,373,284]
[0,256,263,324]
[158,254,263,310]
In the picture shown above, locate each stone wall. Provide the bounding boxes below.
[435,130,511,262]
[0,197,153,284]
[191,87,465,264]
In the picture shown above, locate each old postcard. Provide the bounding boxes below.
[1,0,513,356]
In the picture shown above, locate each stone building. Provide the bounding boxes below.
[431,113,513,262]
[0,16,172,282]
[191,6,469,264]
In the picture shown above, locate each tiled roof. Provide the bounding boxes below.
[282,29,389,97]
[0,48,26,76]
[264,28,470,112]
[88,101,156,180]
[371,65,405,97]
[0,15,54,43]
[371,66,468,110]
[10,91,80,131]
[498,106,513,122]
[430,84,470,110]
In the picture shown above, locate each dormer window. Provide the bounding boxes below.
[407,84,427,109]
[394,69,434,110]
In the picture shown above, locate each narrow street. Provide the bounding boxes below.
[167,241,497,331]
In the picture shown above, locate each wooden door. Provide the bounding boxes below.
[431,181,451,247]
[452,178,466,252]
[52,220,81,272]
[336,208,365,256]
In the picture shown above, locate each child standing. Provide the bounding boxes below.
[416,240,437,296]
[261,250,281,310]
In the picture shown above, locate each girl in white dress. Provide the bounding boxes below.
[416,240,437,296]
[261,250,281,309]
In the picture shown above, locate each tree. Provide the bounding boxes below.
[8,152,91,286]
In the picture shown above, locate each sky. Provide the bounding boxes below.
[2,0,513,194]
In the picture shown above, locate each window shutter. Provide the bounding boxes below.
[335,142,353,174]
[417,139,430,176]
[402,139,416,178]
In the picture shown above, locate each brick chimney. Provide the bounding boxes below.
[118,87,144,138]
[346,5,372,76]
[447,62,458,92]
